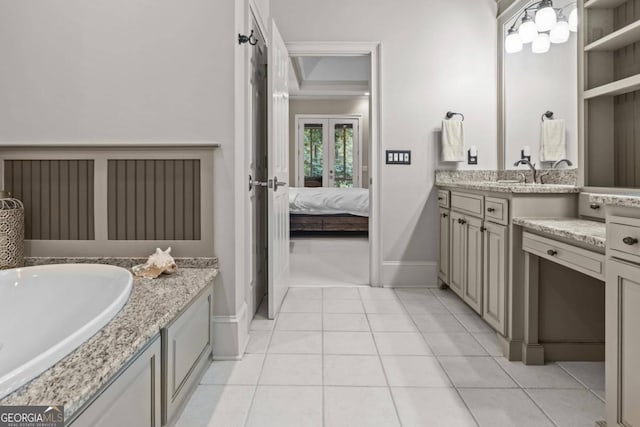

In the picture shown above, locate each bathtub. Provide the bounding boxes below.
[0,264,133,399]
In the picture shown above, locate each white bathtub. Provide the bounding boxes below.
[0,264,133,399]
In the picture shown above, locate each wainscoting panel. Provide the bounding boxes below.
[107,159,201,241]
[3,160,95,240]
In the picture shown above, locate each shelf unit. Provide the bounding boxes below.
[584,0,628,9]
[581,0,640,188]
[584,19,640,51]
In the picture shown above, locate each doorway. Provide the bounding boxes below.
[286,46,380,288]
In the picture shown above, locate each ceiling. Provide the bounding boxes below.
[288,55,371,97]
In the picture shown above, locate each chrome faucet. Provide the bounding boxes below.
[552,158,573,169]
[514,159,538,183]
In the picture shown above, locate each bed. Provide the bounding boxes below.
[289,187,369,233]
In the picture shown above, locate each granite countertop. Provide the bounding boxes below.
[513,217,606,249]
[589,193,640,209]
[0,267,217,419]
[437,181,581,194]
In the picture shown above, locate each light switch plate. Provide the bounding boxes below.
[386,150,411,165]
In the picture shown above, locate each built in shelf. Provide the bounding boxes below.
[584,0,628,9]
[584,73,640,99]
[585,19,640,51]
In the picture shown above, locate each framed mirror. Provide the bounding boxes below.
[498,0,579,172]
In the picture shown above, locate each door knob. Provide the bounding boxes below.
[273,176,287,192]
[249,175,269,191]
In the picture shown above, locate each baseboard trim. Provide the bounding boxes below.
[382,261,438,287]
[211,301,250,360]
[541,342,605,362]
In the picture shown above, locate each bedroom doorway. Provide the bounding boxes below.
[286,47,378,287]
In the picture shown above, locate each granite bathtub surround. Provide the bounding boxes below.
[0,268,217,419]
[435,168,578,186]
[25,256,218,269]
[589,193,640,209]
[513,217,606,249]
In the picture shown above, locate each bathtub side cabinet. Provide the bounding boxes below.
[68,282,214,427]
[70,336,162,427]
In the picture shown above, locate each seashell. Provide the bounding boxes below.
[132,247,178,279]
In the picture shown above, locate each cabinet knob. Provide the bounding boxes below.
[487,208,496,213]
[458,219,466,225]
[623,237,638,246]
[589,203,600,210]
[438,197,443,200]
[480,226,487,232]
[442,213,448,218]
[547,249,558,256]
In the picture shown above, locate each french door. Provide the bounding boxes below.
[296,116,361,188]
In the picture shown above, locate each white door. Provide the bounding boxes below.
[267,19,290,319]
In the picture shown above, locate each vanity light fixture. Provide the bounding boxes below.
[550,12,570,43]
[535,0,557,31]
[532,32,551,53]
[505,28,524,53]
[505,1,577,54]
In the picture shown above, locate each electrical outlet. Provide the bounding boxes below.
[386,150,411,165]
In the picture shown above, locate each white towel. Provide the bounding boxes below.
[540,119,566,162]
[442,119,464,162]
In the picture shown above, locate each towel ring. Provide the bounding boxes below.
[446,111,464,121]
[541,111,554,121]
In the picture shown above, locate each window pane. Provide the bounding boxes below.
[334,123,354,188]
[304,124,324,187]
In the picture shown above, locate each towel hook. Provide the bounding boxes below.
[446,111,464,121]
[238,30,259,46]
[541,110,554,121]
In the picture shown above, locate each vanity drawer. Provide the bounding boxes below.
[579,193,605,220]
[608,216,640,263]
[438,190,450,208]
[451,191,484,217]
[522,231,605,280]
[485,197,509,225]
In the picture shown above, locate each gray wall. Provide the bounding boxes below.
[272,0,498,283]
[289,98,370,188]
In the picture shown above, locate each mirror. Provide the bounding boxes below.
[499,0,578,171]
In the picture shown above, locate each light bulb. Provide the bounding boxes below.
[519,15,538,43]
[532,32,551,53]
[535,1,557,32]
[550,15,570,43]
[569,8,578,32]
[505,28,523,53]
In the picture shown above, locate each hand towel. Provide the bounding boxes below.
[540,119,566,162]
[442,119,464,162]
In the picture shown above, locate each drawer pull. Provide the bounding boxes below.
[442,213,448,218]
[458,219,467,225]
[589,203,600,210]
[623,237,638,246]
[547,249,558,256]
[487,207,496,213]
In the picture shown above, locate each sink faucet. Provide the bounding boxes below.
[552,159,573,169]
[514,159,538,183]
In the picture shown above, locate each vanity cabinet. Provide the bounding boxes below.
[438,208,450,285]
[606,217,640,427]
[71,337,162,427]
[448,200,504,317]
[482,222,508,335]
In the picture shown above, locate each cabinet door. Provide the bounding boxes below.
[606,260,640,427]
[71,337,161,427]
[439,208,450,284]
[482,222,508,334]
[449,211,466,298]
[464,216,483,314]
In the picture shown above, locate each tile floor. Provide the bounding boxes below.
[176,286,605,427]
[289,236,369,286]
